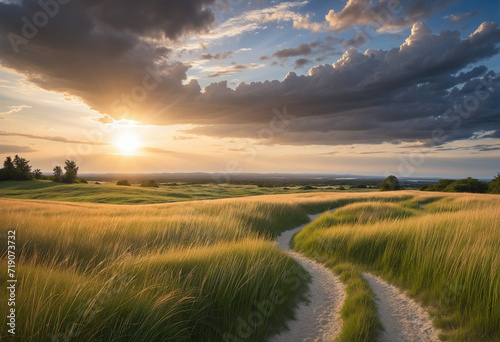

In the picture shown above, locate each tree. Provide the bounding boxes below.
[0,156,16,180]
[53,166,63,182]
[380,175,401,191]
[62,160,79,184]
[444,177,488,193]
[32,169,42,179]
[489,173,500,194]
[13,155,32,180]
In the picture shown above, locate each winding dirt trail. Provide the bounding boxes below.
[269,214,346,342]
[362,273,441,342]
[268,212,441,342]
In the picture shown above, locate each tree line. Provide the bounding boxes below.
[381,174,500,194]
[0,155,82,184]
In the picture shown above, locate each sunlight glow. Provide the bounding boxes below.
[115,132,141,155]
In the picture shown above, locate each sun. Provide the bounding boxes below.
[115,132,141,155]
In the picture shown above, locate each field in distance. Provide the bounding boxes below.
[0,180,378,204]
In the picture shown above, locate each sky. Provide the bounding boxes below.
[0,0,499,178]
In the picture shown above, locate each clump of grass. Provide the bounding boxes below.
[328,263,381,342]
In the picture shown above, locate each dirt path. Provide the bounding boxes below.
[269,214,346,342]
[269,213,441,342]
[362,273,441,342]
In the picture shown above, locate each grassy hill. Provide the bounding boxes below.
[0,180,376,204]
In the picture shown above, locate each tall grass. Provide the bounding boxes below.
[293,193,500,341]
[0,198,315,341]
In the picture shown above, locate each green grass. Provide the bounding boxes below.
[293,193,500,341]
[329,263,380,342]
[0,197,318,341]
[2,189,499,341]
[0,180,377,205]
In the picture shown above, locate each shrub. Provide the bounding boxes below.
[140,180,160,188]
[257,182,275,188]
[300,185,317,190]
[116,180,131,186]
[338,186,346,190]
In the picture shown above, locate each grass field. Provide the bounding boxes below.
[0,180,377,204]
[293,193,500,341]
[1,188,499,341]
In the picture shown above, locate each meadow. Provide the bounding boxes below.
[0,180,376,205]
[0,189,499,341]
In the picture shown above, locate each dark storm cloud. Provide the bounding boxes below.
[0,0,499,148]
[183,22,500,146]
[0,0,217,122]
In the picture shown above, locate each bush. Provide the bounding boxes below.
[256,182,275,188]
[140,180,160,188]
[300,185,317,190]
[338,186,346,190]
[79,179,88,184]
[116,180,131,186]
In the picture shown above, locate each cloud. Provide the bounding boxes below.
[196,1,309,41]
[270,37,342,62]
[295,0,456,33]
[0,1,499,150]
[273,43,312,59]
[0,131,109,145]
[172,135,197,141]
[200,51,233,60]
[344,32,370,48]
[140,147,174,153]
[181,22,500,146]
[0,144,38,153]
[0,105,31,116]
[445,11,478,23]
[205,63,265,78]
[294,58,312,68]
[0,0,218,122]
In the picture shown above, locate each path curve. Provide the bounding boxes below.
[269,214,346,342]
[362,273,441,342]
